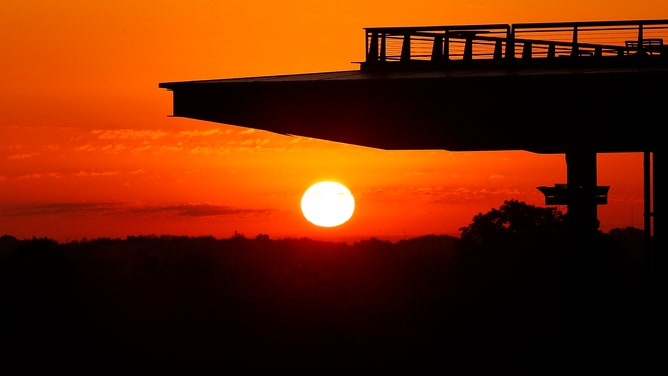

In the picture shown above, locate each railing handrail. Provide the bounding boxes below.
[364,24,510,34]
[364,19,668,33]
[511,18,668,30]
[363,19,668,67]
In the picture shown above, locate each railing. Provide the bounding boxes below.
[363,19,668,68]
[365,24,511,63]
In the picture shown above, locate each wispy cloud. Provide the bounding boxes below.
[13,171,122,180]
[77,127,280,155]
[72,171,120,177]
[176,128,225,138]
[1,202,117,216]
[16,173,61,180]
[131,203,270,217]
[100,144,128,153]
[8,153,39,160]
[92,129,170,140]
[489,174,505,180]
[362,184,525,204]
[76,144,98,152]
[0,201,272,218]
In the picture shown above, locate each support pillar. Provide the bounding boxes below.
[565,148,599,236]
[650,150,664,361]
[563,148,600,362]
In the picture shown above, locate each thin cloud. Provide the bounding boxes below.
[363,185,513,204]
[239,138,270,146]
[16,173,61,180]
[176,128,223,137]
[5,143,29,150]
[132,203,271,217]
[72,171,120,177]
[92,129,170,140]
[0,201,272,218]
[187,146,227,155]
[8,153,39,160]
[100,144,128,153]
[42,144,61,152]
[68,126,325,157]
[1,202,116,217]
[76,144,98,152]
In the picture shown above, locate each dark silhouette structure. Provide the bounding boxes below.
[160,19,663,328]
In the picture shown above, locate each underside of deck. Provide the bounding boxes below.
[160,61,666,153]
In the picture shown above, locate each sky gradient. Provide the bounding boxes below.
[1,1,664,242]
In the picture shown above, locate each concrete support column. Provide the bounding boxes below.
[565,148,599,235]
[563,148,600,361]
[650,150,664,358]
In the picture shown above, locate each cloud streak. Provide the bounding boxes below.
[8,153,39,160]
[1,202,117,216]
[130,203,271,217]
[0,202,272,218]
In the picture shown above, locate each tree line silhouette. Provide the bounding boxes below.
[0,200,652,374]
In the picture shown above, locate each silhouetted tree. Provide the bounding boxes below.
[458,199,566,249]
[451,200,572,368]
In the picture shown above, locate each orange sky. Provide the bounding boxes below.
[1,1,664,242]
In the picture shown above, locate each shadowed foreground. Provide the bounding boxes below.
[0,230,654,374]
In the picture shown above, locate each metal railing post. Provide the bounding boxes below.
[571,26,579,57]
[367,32,379,63]
[401,33,411,62]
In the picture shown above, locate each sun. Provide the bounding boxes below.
[301,181,355,227]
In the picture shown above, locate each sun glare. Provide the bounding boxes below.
[301,181,355,227]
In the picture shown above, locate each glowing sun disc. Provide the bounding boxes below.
[301,181,355,227]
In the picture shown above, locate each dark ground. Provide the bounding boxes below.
[0,233,659,374]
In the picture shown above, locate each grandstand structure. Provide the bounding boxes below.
[160,19,662,267]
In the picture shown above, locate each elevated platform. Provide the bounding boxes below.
[160,60,666,153]
[159,19,662,254]
[160,19,668,153]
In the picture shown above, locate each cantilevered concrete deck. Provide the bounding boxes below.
[160,19,668,153]
[159,60,666,153]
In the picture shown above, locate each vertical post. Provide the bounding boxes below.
[644,151,652,271]
[571,26,579,57]
[493,39,503,60]
[651,149,664,349]
[431,34,443,61]
[380,34,386,62]
[401,33,411,62]
[643,150,654,344]
[653,150,659,277]
[444,30,450,61]
[563,148,599,360]
[367,31,379,63]
[522,41,532,59]
[638,23,645,55]
[464,36,473,60]
[565,148,599,235]
[506,27,515,59]
[547,42,556,59]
